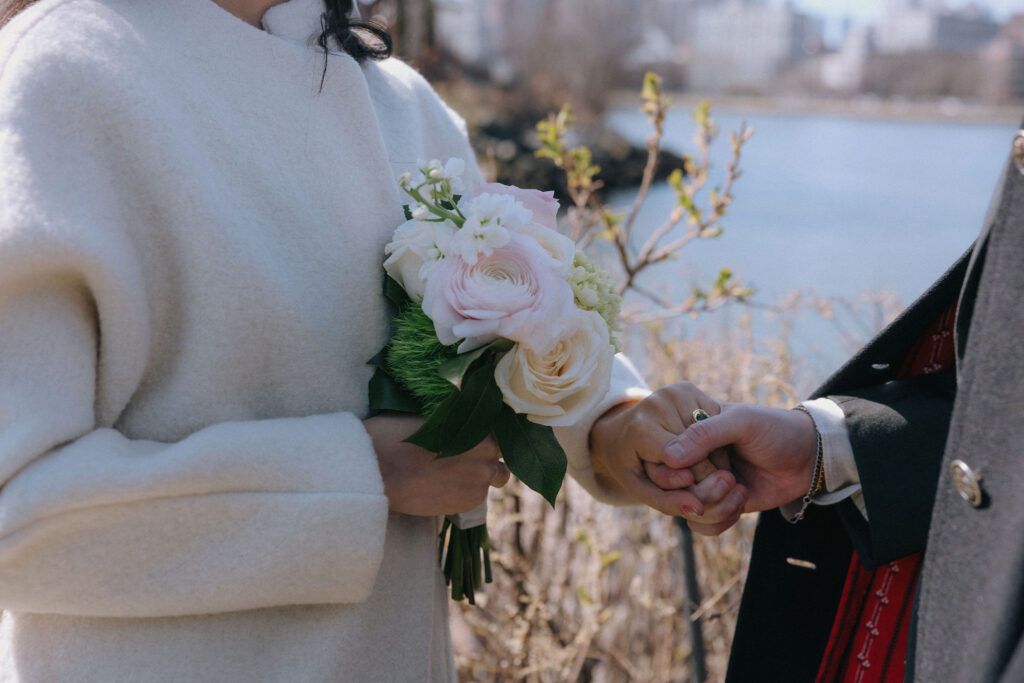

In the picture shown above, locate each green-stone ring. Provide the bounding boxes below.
[691,408,710,424]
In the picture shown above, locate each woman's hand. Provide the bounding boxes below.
[589,382,745,517]
[364,414,511,516]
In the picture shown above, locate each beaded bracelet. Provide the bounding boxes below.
[787,405,825,524]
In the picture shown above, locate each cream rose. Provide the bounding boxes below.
[494,309,615,427]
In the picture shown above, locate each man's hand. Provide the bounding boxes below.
[589,382,746,517]
[660,402,819,534]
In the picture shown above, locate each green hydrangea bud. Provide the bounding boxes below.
[569,251,621,350]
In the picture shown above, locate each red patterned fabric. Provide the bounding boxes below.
[814,305,957,683]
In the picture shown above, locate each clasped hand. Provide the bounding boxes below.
[591,387,820,536]
[588,382,745,529]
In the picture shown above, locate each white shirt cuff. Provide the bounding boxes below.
[779,398,867,520]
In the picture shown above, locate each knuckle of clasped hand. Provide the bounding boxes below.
[683,419,713,445]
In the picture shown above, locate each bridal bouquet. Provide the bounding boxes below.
[368,158,620,603]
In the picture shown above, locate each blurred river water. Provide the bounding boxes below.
[606,107,1019,380]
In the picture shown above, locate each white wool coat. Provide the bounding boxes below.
[0,0,645,680]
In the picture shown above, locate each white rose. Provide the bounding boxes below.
[383,219,456,300]
[494,309,615,427]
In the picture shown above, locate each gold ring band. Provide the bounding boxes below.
[691,408,710,424]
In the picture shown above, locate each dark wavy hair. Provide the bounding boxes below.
[1,0,394,68]
[0,0,35,27]
[318,0,392,63]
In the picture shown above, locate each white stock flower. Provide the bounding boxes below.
[444,158,466,193]
[457,185,569,265]
[449,221,510,265]
[463,193,532,229]
[419,159,444,184]
[411,203,431,221]
[447,192,534,265]
[383,218,457,300]
[494,309,615,427]
[443,158,465,178]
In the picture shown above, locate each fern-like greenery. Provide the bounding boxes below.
[387,304,460,414]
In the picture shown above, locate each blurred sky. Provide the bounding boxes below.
[785,0,1022,45]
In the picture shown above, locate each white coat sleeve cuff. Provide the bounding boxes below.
[554,354,651,505]
[0,412,390,617]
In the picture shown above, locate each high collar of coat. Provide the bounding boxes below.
[262,0,362,46]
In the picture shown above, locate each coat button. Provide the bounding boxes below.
[1013,131,1024,175]
[949,459,983,507]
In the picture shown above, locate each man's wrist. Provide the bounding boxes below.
[784,406,824,522]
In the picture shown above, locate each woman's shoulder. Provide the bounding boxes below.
[0,0,146,94]
[365,57,471,138]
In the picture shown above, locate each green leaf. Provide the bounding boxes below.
[436,364,504,457]
[403,204,413,220]
[493,406,567,506]
[368,349,387,368]
[405,390,459,452]
[437,339,513,389]
[368,366,423,415]
[383,274,411,311]
[404,363,503,457]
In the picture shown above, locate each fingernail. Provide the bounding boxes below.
[680,505,703,518]
[729,489,746,507]
[714,479,730,497]
[664,442,686,466]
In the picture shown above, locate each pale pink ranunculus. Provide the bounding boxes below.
[461,183,560,233]
[421,231,575,353]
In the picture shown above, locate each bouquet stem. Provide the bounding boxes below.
[438,517,492,604]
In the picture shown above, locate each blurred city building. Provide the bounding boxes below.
[875,0,1000,54]
[427,0,1021,103]
[684,0,823,92]
[981,14,1024,102]
[820,24,874,92]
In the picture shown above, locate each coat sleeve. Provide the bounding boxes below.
[828,369,956,568]
[556,354,652,505]
[0,278,389,618]
[0,27,388,620]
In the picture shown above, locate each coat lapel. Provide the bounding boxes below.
[955,130,1022,369]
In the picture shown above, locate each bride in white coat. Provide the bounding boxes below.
[0,0,736,680]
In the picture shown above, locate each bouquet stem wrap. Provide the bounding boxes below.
[440,502,491,603]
